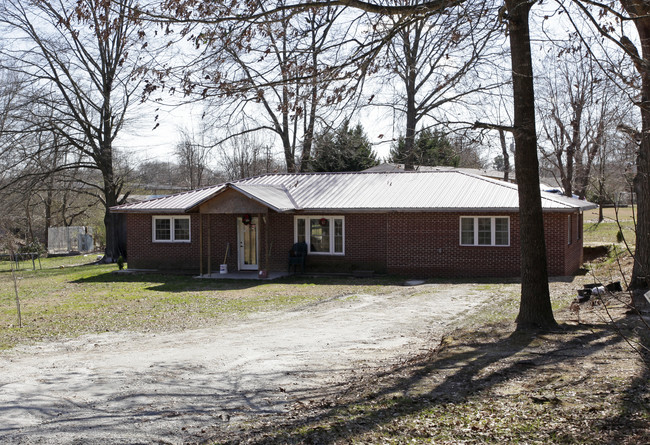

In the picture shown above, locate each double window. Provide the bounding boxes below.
[295,216,344,255]
[460,216,509,246]
[152,216,191,242]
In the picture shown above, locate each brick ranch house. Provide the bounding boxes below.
[110,171,596,278]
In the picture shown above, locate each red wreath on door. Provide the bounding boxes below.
[242,214,252,225]
[319,218,328,226]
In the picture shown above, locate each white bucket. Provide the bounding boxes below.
[219,264,228,274]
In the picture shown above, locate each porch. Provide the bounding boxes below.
[196,270,291,280]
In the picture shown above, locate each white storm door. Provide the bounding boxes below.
[237,217,259,270]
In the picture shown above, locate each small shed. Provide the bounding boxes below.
[47,226,94,254]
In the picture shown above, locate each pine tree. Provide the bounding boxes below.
[389,129,459,167]
[310,122,378,172]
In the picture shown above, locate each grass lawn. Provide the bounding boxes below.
[0,255,401,350]
[584,221,636,246]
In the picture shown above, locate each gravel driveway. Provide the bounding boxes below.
[0,282,490,444]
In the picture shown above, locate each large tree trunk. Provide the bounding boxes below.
[620,0,650,309]
[103,175,120,261]
[632,60,650,306]
[505,0,557,329]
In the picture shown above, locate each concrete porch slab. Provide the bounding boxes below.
[195,271,291,280]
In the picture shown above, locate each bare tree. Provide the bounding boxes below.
[537,49,630,199]
[174,128,212,189]
[377,2,499,170]
[0,0,149,261]
[217,132,281,181]
[171,2,351,172]
[558,0,650,300]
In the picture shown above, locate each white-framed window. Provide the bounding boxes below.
[295,216,344,255]
[460,216,510,246]
[152,216,191,242]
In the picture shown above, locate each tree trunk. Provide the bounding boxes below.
[599,204,605,222]
[44,186,53,248]
[499,128,510,182]
[299,22,320,173]
[403,103,417,171]
[505,0,557,329]
[103,176,120,261]
[621,1,650,305]
[402,29,418,172]
[632,74,650,294]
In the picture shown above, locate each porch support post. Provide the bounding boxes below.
[263,212,269,272]
[207,216,211,276]
[199,214,203,276]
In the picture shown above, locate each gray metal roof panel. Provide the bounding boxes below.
[110,184,226,213]
[238,171,588,211]
[111,171,596,213]
[230,183,298,212]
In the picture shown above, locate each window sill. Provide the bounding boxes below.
[153,240,192,243]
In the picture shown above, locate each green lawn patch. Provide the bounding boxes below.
[584,221,636,246]
[0,263,402,350]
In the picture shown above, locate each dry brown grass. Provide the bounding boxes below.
[584,206,636,223]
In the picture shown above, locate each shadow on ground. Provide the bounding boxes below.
[202,317,649,445]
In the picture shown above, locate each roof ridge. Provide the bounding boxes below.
[239,170,460,181]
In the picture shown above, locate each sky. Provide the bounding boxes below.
[112,0,638,173]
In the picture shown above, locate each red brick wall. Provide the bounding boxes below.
[289,214,388,273]
[544,211,584,276]
[386,213,521,277]
[126,210,585,277]
[205,214,238,274]
[126,214,202,271]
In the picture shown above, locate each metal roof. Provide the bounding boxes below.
[110,171,597,214]
[111,184,225,213]
[231,183,298,212]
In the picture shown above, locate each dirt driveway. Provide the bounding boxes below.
[0,282,491,444]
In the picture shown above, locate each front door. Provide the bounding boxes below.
[237,217,258,270]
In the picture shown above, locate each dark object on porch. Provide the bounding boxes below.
[288,242,308,274]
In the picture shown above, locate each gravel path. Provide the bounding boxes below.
[0,282,489,444]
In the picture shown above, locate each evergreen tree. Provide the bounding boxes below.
[388,129,459,167]
[493,155,505,171]
[310,122,378,172]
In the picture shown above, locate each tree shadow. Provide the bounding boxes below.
[211,321,627,444]
[71,272,266,292]
[70,273,409,293]
[597,311,650,443]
